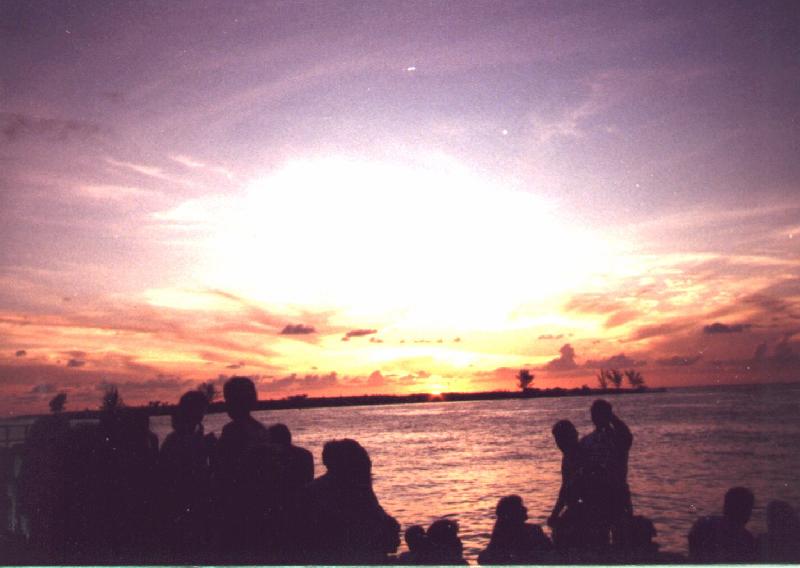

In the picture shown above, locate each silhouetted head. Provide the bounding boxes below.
[631,516,657,548]
[552,419,579,452]
[405,525,426,552]
[766,500,799,536]
[496,495,528,524]
[613,515,658,550]
[173,390,208,432]
[590,399,613,428]
[107,408,154,451]
[322,438,372,486]
[426,519,463,558]
[267,423,291,447]
[27,414,69,448]
[723,487,754,527]
[223,376,257,421]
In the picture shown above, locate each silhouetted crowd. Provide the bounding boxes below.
[1,377,798,564]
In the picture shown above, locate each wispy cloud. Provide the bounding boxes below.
[106,157,195,188]
[106,158,171,180]
[1,112,102,142]
[170,154,233,179]
[77,184,156,202]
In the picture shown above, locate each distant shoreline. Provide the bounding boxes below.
[11,386,666,424]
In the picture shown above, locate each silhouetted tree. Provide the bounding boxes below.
[197,381,219,403]
[517,369,534,390]
[100,384,123,412]
[625,369,645,388]
[49,392,67,413]
[596,370,609,389]
[610,369,624,389]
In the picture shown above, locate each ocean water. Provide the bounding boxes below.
[151,382,800,562]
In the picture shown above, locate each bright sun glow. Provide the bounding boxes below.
[428,383,444,396]
[171,154,620,332]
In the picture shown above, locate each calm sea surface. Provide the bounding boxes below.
[150,382,800,562]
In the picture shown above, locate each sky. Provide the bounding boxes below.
[1,1,799,415]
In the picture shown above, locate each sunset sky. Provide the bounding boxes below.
[2,1,799,415]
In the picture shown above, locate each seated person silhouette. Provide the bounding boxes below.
[688,486,757,563]
[418,519,467,565]
[396,525,427,564]
[610,515,665,563]
[213,376,272,560]
[267,423,314,489]
[264,423,314,559]
[579,400,633,547]
[758,500,800,562]
[303,439,400,564]
[158,390,216,560]
[478,495,552,564]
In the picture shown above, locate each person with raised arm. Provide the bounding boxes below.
[579,399,634,548]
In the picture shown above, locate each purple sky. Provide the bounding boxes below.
[1,1,799,414]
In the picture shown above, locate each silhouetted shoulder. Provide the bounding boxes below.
[689,515,756,563]
[302,440,399,564]
[759,500,800,562]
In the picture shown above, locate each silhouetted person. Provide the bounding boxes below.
[479,495,552,564]
[397,524,427,564]
[758,500,800,562]
[610,515,667,563]
[267,423,314,489]
[158,390,216,561]
[418,519,466,565]
[688,486,757,563]
[303,439,400,564]
[96,408,159,561]
[548,419,590,551]
[265,423,314,559]
[579,399,633,546]
[213,376,273,561]
[60,422,116,563]
[0,458,27,564]
[16,414,70,562]
[0,447,13,533]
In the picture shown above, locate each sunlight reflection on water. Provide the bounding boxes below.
[150,382,800,562]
